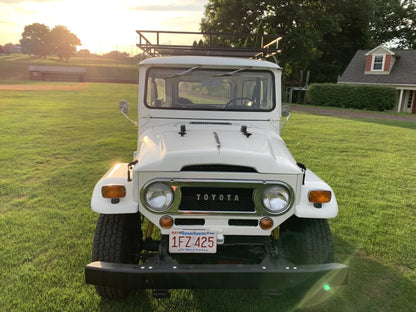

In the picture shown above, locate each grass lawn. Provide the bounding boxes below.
[0,54,138,82]
[1,82,415,311]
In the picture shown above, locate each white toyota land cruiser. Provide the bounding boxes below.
[85,31,348,299]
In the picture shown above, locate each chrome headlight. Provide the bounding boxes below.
[144,182,174,212]
[262,184,292,214]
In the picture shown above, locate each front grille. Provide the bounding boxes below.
[179,187,255,212]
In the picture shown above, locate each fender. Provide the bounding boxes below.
[91,163,138,214]
[294,169,338,218]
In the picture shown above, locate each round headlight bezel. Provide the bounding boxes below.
[262,184,293,215]
[143,182,174,212]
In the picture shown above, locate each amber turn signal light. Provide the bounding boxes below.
[309,190,332,203]
[260,217,274,230]
[101,185,126,199]
[160,216,174,229]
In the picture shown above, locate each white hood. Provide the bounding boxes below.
[136,123,301,174]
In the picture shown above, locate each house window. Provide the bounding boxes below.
[372,55,384,71]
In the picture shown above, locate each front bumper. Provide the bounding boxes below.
[85,260,348,290]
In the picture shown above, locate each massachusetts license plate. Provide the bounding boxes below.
[169,230,217,253]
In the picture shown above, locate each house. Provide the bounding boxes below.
[338,45,416,113]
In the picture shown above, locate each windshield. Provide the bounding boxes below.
[145,67,275,112]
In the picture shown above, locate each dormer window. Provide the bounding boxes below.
[364,45,396,75]
[372,55,384,71]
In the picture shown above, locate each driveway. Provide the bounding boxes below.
[290,104,416,122]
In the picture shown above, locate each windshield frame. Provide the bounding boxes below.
[144,67,276,113]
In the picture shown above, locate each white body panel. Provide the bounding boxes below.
[136,121,300,174]
[91,55,338,235]
[90,164,338,230]
[91,163,138,214]
[296,170,338,218]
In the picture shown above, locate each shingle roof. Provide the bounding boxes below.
[338,49,416,86]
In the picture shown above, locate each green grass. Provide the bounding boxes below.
[1,82,416,311]
[0,54,138,81]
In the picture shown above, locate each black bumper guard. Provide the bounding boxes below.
[85,260,348,290]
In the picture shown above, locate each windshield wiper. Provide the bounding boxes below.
[211,68,248,77]
[165,66,199,79]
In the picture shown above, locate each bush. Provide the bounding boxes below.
[307,83,396,111]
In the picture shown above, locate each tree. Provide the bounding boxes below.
[309,0,374,82]
[20,23,51,57]
[20,23,81,61]
[201,0,268,47]
[3,43,21,55]
[49,25,81,62]
[369,0,416,48]
[134,53,147,63]
[201,0,352,81]
[0,45,4,54]
[77,49,91,57]
[261,0,349,81]
[201,0,416,82]
[103,50,129,59]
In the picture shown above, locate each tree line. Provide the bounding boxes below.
[0,43,21,55]
[1,23,145,62]
[200,0,416,82]
[18,23,81,62]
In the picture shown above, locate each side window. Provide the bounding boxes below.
[146,77,166,107]
[242,80,256,98]
[242,78,269,108]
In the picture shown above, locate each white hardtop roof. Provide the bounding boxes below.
[140,56,281,70]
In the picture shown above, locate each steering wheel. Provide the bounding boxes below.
[224,97,256,109]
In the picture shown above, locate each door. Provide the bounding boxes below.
[405,90,415,113]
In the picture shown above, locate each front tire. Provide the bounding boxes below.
[92,213,142,299]
[279,216,334,264]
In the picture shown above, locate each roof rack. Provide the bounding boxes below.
[136,30,282,59]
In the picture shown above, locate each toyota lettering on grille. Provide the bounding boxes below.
[196,193,240,202]
[179,187,255,212]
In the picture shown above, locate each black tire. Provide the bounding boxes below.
[279,216,334,264]
[92,213,142,299]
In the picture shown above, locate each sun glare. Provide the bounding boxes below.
[3,0,205,55]
[53,1,147,54]
[23,0,171,54]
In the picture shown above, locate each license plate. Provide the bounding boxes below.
[169,230,217,253]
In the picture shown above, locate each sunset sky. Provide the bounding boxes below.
[0,0,207,54]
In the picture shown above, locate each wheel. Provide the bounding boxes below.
[92,213,142,299]
[224,97,255,109]
[279,216,334,264]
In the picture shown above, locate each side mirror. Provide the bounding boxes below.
[281,104,291,117]
[119,100,130,114]
[281,104,291,129]
[119,100,137,127]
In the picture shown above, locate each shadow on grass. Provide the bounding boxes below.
[95,236,416,312]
